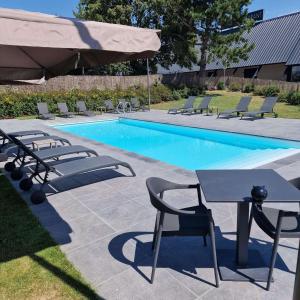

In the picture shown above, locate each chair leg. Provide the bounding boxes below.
[203,235,207,247]
[152,228,157,251]
[266,235,280,290]
[151,226,162,284]
[209,225,219,287]
[248,205,254,239]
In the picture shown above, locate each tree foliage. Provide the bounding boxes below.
[75,0,254,81]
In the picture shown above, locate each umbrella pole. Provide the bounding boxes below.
[147,58,151,110]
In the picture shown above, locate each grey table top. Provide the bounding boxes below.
[196,169,300,203]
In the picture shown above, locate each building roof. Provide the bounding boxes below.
[207,11,300,70]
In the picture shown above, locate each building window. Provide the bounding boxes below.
[291,65,300,82]
[207,71,216,77]
[244,68,258,78]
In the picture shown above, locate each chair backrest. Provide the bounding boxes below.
[58,102,69,113]
[183,96,196,109]
[131,97,139,107]
[9,135,51,171]
[236,96,252,111]
[37,102,49,115]
[76,101,87,112]
[146,177,186,215]
[260,97,278,112]
[198,96,213,109]
[104,100,114,110]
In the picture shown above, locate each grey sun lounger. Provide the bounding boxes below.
[104,100,118,113]
[217,96,252,118]
[0,128,70,154]
[37,102,55,120]
[7,142,98,181]
[57,103,74,118]
[8,130,49,138]
[76,101,96,116]
[9,135,136,204]
[168,96,196,114]
[240,96,278,119]
[131,97,147,111]
[183,96,213,115]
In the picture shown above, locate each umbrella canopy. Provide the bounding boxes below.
[0,8,161,80]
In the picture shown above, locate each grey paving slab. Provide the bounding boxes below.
[0,112,300,300]
[47,213,115,253]
[95,268,197,300]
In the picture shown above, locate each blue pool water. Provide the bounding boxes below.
[55,118,300,170]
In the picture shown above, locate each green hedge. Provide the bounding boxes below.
[0,83,205,119]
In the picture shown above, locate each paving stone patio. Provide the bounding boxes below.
[1,111,300,300]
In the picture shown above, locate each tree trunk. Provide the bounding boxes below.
[198,32,209,89]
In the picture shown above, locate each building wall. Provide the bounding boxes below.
[206,63,288,81]
[257,64,287,81]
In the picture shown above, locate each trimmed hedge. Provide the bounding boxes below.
[0,84,205,118]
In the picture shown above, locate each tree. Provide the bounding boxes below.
[193,0,255,87]
[74,0,254,83]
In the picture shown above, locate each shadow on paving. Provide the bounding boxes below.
[108,226,293,289]
[0,174,102,299]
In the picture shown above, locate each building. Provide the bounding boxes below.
[158,11,300,82]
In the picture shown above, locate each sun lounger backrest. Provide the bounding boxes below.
[37,103,49,115]
[9,135,51,170]
[183,96,196,109]
[58,103,68,113]
[261,97,278,112]
[104,100,114,110]
[0,129,11,141]
[236,96,252,111]
[76,101,87,112]
[199,96,213,109]
[131,98,139,107]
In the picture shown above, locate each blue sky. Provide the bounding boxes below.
[0,0,299,20]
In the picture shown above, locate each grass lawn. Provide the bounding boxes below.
[151,90,300,119]
[0,174,100,300]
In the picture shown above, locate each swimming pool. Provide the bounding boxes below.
[55,118,300,170]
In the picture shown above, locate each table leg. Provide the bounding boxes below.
[217,201,271,282]
[236,202,250,266]
[293,240,300,300]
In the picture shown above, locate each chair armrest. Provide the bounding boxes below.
[163,182,199,191]
[281,210,300,217]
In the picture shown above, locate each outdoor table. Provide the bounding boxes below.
[196,169,300,283]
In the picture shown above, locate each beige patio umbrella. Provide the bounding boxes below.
[0,8,161,81]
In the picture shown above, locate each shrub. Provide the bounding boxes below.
[187,86,204,96]
[217,81,225,90]
[278,91,289,102]
[150,83,173,103]
[286,91,300,105]
[228,82,242,92]
[243,83,254,93]
[172,90,181,100]
[254,85,280,97]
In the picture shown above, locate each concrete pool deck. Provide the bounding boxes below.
[1,110,300,299]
